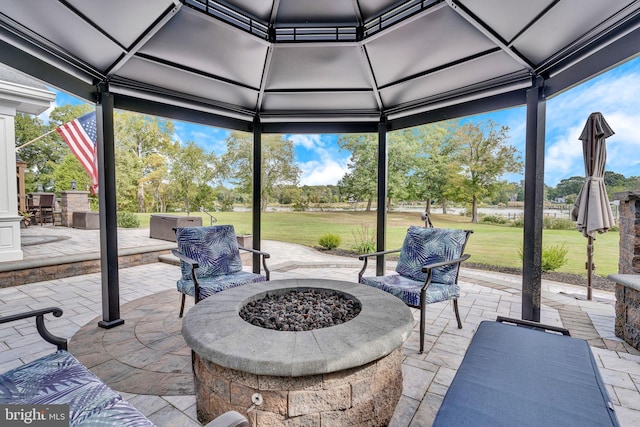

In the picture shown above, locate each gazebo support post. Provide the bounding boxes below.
[376,117,388,276]
[252,115,262,273]
[522,77,546,322]
[96,84,124,329]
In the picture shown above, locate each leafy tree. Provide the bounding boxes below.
[387,128,421,208]
[218,132,300,211]
[449,120,522,223]
[604,171,626,187]
[553,176,585,199]
[51,153,93,193]
[337,134,378,211]
[405,121,462,214]
[114,111,176,212]
[169,141,216,212]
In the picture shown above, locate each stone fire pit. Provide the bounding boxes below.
[181,278,414,426]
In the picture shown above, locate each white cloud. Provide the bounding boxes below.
[544,60,640,184]
[299,156,348,185]
[288,134,325,150]
[37,100,58,125]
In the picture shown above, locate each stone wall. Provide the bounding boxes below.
[614,190,640,274]
[60,191,91,227]
[193,348,403,427]
[612,191,640,351]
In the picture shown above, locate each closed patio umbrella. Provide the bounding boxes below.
[570,112,615,300]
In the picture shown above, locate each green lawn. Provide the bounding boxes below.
[135,210,619,277]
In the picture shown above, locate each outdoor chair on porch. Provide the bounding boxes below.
[358,226,472,353]
[172,225,271,318]
[38,193,56,226]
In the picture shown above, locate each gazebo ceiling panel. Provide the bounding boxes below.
[458,0,556,43]
[261,91,378,112]
[65,0,176,49]
[358,0,411,22]
[0,1,123,70]
[137,9,268,88]
[266,45,371,90]
[380,51,526,107]
[1,0,640,127]
[512,0,640,66]
[274,0,359,25]
[224,0,274,22]
[117,57,257,110]
[364,6,497,87]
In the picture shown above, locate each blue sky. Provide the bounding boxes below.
[48,56,640,187]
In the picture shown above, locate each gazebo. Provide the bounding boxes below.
[1,0,639,327]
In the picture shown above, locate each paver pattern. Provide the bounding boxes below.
[0,227,639,426]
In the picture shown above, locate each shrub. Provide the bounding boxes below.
[543,216,575,230]
[117,211,140,228]
[352,224,376,254]
[480,214,508,225]
[318,233,341,250]
[518,244,569,272]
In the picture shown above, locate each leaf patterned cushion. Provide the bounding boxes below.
[360,274,460,307]
[0,350,154,426]
[175,225,243,279]
[177,270,267,299]
[395,226,468,284]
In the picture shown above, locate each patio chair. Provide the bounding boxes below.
[26,194,40,225]
[358,226,472,353]
[38,193,56,226]
[172,225,270,318]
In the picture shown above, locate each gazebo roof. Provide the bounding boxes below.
[2,0,640,131]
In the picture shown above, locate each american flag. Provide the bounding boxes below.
[56,112,99,194]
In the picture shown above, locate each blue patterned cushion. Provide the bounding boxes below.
[0,350,154,427]
[177,270,267,299]
[360,274,460,307]
[175,225,243,280]
[396,226,468,284]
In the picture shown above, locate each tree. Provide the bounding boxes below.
[405,121,462,214]
[450,120,523,223]
[114,111,176,212]
[336,134,378,210]
[169,141,216,212]
[218,132,300,211]
[553,176,585,200]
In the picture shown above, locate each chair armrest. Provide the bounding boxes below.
[172,249,203,302]
[0,308,67,350]
[239,247,271,280]
[358,248,401,282]
[171,249,199,269]
[420,253,470,273]
[357,248,401,260]
[421,253,471,291]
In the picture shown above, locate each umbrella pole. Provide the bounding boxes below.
[587,235,594,300]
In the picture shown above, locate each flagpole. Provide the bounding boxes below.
[15,128,58,150]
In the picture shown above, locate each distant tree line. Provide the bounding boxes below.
[24,107,636,224]
[546,172,639,205]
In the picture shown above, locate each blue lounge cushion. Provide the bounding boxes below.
[433,321,620,427]
[0,350,153,427]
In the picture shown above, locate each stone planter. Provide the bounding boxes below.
[236,234,253,249]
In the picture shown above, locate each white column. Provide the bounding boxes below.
[0,102,22,261]
[0,79,55,262]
